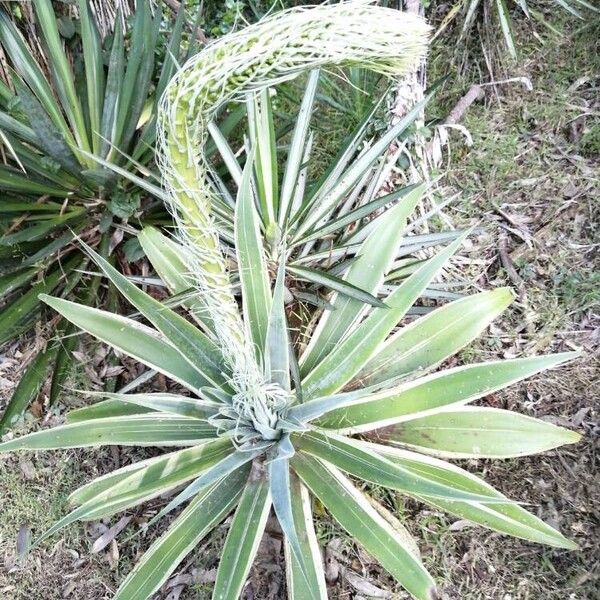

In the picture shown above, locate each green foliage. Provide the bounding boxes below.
[0,4,583,599]
[437,0,599,60]
[0,192,579,598]
[1,112,581,600]
[0,0,189,430]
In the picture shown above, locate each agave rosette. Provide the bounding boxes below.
[0,183,580,599]
[0,0,197,430]
[0,3,581,599]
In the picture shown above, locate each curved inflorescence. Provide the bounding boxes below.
[156,0,430,444]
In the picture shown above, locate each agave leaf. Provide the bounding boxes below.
[293,183,421,246]
[317,352,579,433]
[372,444,577,549]
[236,150,272,356]
[1,212,83,246]
[40,295,208,392]
[300,185,424,376]
[78,0,104,155]
[113,467,248,600]
[38,439,233,543]
[287,265,386,308]
[302,230,470,399]
[0,415,216,452]
[247,89,278,226]
[78,148,169,201]
[461,0,483,37]
[111,2,144,150]
[149,450,262,526]
[68,452,168,506]
[279,69,320,227]
[77,439,232,514]
[212,463,272,600]
[137,226,215,334]
[0,166,72,196]
[0,254,84,346]
[569,0,599,11]
[293,454,437,600]
[552,0,583,18]
[270,457,313,589]
[208,120,243,186]
[114,2,161,152]
[294,430,503,503]
[100,11,124,157]
[66,399,153,422]
[286,472,328,600]
[13,78,81,175]
[495,0,517,58]
[266,260,290,389]
[0,10,73,146]
[383,406,581,458]
[292,94,385,227]
[82,391,220,420]
[288,389,373,424]
[133,5,186,160]
[32,0,91,156]
[79,243,229,390]
[296,95,430,237]
[0,269,37,299]
[357,288,514,388]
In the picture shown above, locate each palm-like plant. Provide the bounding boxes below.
[0,3,581,599]
[0,0,191,429]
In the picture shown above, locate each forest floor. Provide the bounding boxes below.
[0,9,598,600]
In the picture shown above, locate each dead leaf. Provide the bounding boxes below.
[343,568,392,598]
[19,460,36,480]
[449,519,474,532]
[16,523,31,559]
[91,516,131,554]
[107,538,119,569]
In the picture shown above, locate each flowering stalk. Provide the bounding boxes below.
[157,0,430,376]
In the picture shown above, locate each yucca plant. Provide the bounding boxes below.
[0,2,581,599]
[0,0,193,430]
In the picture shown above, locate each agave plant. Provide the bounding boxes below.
[0,0,193,429]
[0,2,581,599]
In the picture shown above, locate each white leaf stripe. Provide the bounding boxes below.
[113,468,248,599]
[386,406,580,459]
[286,473,328,600]
[357,288,513,386]
[36,440,234,545]
[369,443,577,549]
[79,242,229,390]
[300,185,424,376]
[235,149,272,355]
[0,415,216,451]
[213,469,272,599]
[294,431,506,503]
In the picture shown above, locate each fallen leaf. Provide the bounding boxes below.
[343,568,392,598]
[91,516,131,554]
[16,523,31,559]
